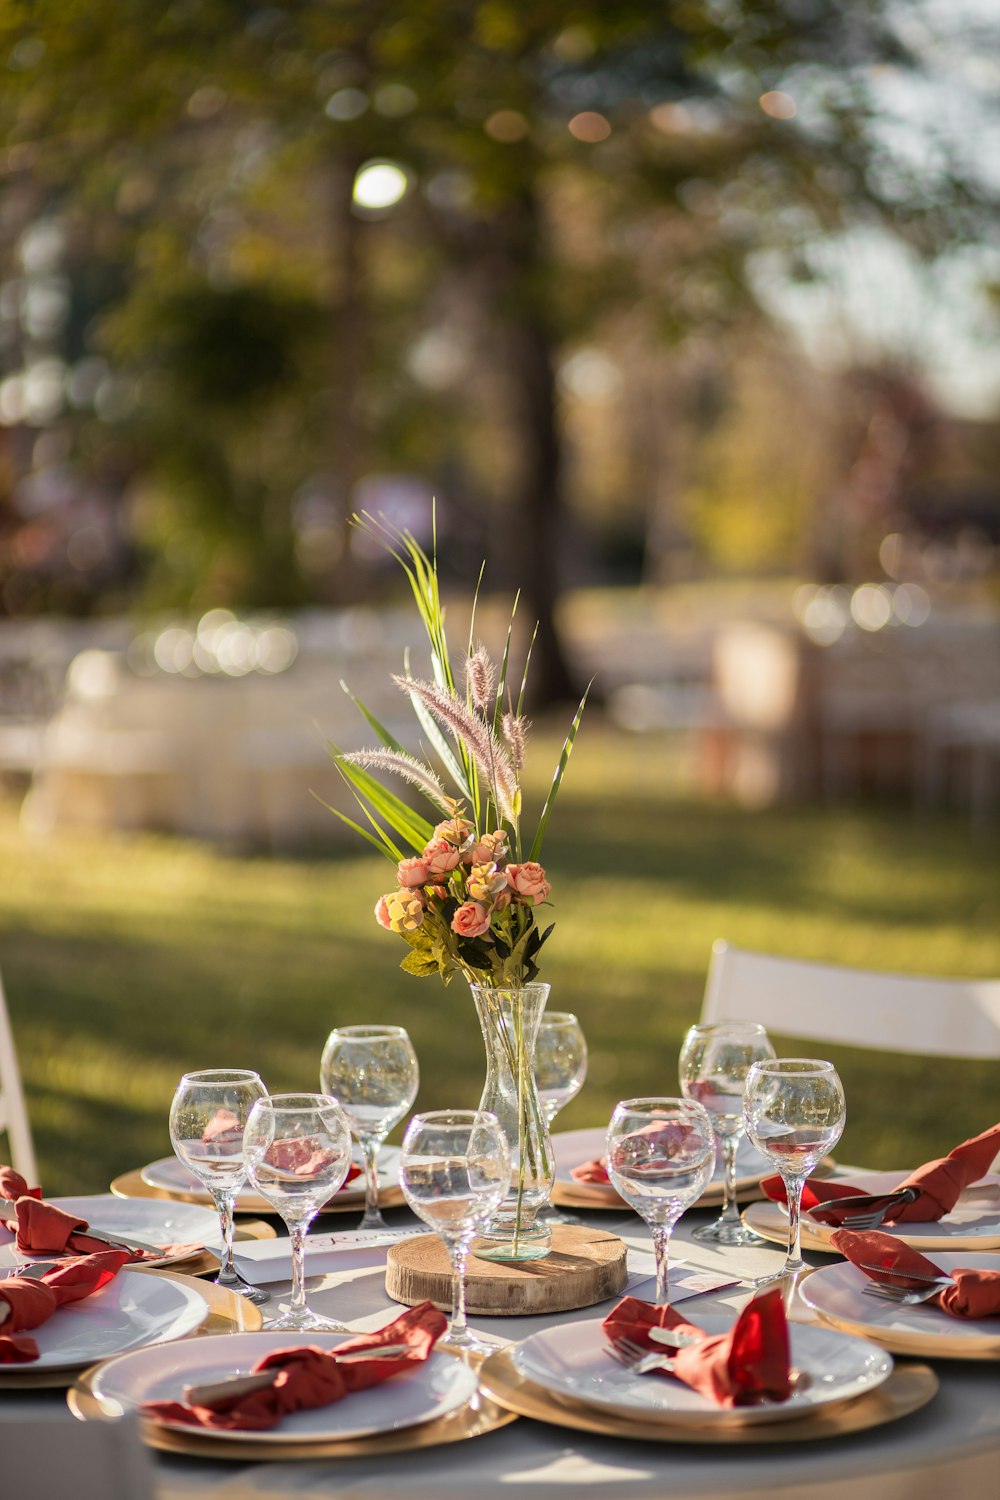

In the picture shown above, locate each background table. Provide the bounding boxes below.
[5,1203,999,1500]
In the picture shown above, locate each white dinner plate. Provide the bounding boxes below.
[744,1169,1000,1252]
[89,1331,479,1443]
[0,1195,220,1273]
[140,1146,402,1212]
[800,1252,1000,1359]
[553,1128,770,1195]
[0,1267,210,1373]
[509,1315,893,1427]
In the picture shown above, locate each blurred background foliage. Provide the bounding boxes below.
[0,2,997,698]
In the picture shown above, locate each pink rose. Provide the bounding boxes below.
[376,888,425,934]
[451,900,492,939]
[506,861,551,904]
[397,855,430,888]
[374,894,393,930]
[422,837,463,878]
[433,816,474,847]
[468,830,508,866]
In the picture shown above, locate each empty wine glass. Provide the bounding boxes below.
[743,1058,846,1284]
[400,1109,510,1353]
[243,1092,354,1332]
[320,1025,419,1230]
[168,1068,270,1305]
[533,1011,588,1226]
[605,1098,715,1308]
[679,1020,775,1245]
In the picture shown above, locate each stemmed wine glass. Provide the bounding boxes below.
[743,1058,846,1284]
[679,1020,775,1245]
[532,1011,587,1225]
[169,1068,271,1305]
[400,1109,510,1353]
[605,1097,715,1308]
[243,1092,354,1332]
[320,1025,419,1231]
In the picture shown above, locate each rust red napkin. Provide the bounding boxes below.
[831,1229,1000,1319]
[761,1120,1000,1226]
[0,1249,131,1363]
[139,1300,448,1431]
[602,1289,792,1408]
[0,1164,199,1263]
[570,1157,611,1185]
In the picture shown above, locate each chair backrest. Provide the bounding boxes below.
[0,964,37,1180]
[701,941,1000,1059]
[0,1411,155,1499]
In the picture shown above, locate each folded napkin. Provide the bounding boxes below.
[602,1289,791,1408]
[570,1156,611,1185]
[0,1165,199,1263]
[0,1249,131,1363]
[572,1122,708,1188]
[761,1120,1000,1226]
[831,1229,1000,1319]
[139,1300,448,1431]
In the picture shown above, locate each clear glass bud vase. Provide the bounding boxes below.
[470,981,555,1262]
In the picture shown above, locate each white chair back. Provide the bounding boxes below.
[701,941,1000,1059]
[0,964,37,1180]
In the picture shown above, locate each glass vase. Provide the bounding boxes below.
[470,981,555,1262]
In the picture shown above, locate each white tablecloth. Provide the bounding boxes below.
[7,1206,999,1500]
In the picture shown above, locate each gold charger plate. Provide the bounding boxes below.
[110,1168,405,1217]
[742,1201,1000,1255]
[553,1157,836,1215]
[68,1353,517,1460]
[478,1349,938,1445]
[1,1272,262,1391]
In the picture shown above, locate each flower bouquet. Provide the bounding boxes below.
[326,513,587,1258]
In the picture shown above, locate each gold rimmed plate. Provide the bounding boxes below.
[478,1348,938,1445]
[112,1164,405,1217]
[1,1272,260,1390]
[743,1196,1000,1256]
[68,1340,517,1459]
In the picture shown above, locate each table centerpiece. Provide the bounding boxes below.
[326,513,587,1261]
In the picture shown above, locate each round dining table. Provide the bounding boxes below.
[7,1198,999,1500]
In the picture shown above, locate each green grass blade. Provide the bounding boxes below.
[309,791,401,861]
[493,590,520,731]
[327,745,434,852]
[515,622,539,717]
[339,681,406,753]
[528,682,592,863]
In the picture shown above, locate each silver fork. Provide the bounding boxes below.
[862,1281,950,1306]
[606,1339,811,1393]
[835,1187,919,1230]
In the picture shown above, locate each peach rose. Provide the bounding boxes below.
[379,887,425,934]
[505,861,551,904]
[422,837,464,878]
[397,855,430,888]
[467,830,508,866]
[451,900,492,939]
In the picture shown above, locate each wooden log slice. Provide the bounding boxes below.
[385,1223,628,1316]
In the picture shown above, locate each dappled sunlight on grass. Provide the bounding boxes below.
[1,723,998,1191]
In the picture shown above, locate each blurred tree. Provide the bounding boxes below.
[0,3,996,690]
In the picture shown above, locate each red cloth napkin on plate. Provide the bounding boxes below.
[139,1300,448,1431]
[831,1229,1000,1319]
[0,1164,199,1263]
[572,1123,708,1188]
[761,1120,1000,1225]
[602,1289,792,1408]
[570,1157,611,1185]
[0,1248,131,1363]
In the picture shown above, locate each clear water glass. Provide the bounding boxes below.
[605,1097,715,1308]
[168,1068,270,1306]
[679,1020,775,1246]
[400,1109,510,1353]
[320,1024,419,1231]
[743,1058,846,1284]
[243,1092,354,1332]
[532,1011,588,1226]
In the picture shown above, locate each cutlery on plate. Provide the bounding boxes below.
[861,1281,948,1306]
[605,1338,811,1393]
[182,1344,415,1406]
[809,1186,918,1229]
[645,1327,704,1350]
[858,1263,954,1286]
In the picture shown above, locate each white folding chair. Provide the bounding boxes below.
[701,940,1000,1059]
[0,963,37,1181]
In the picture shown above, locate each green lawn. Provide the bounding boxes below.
[2,721,998,1194]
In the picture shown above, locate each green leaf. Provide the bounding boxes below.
[515,622,539,717]
[309,792,398,860]
[493,591,520,732]
[400,654,474,804]
[328,744,434,853]
[528,682,591,862]
[339,680,406,753]
[400,948,439,977]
